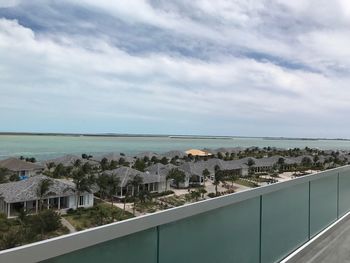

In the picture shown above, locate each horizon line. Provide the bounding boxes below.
[0,131,349,141]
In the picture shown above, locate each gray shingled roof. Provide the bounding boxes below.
[93,153,135,164]
[145,163,177,182]
[103,167,160,187]
[135,152,159,159]
[159,150,185,159]
[44,154,98,167]
[178,159,248,177]
[0,175,76,203]
[0,158,44,172]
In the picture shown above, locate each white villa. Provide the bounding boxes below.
[0,175,93,218]
[103,165,171,198]
[0,157,44,177]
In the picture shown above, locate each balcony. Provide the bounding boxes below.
[1,166,350,263]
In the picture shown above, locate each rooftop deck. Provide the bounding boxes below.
[1,166,350,263]
[286,213,350,263]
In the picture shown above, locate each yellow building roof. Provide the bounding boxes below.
[185,149,212,156]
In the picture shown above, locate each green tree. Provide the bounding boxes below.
[0,228,22,250]
[46,162,56,170]
[91,205,112,226]
[36,178,54,211]
[198,187,207,198]
[228,172,237,187]
[160,157,168,165]
[30,210,62,238]
[202,169,210,187]
[107,175,121,209]
[118,157,126,166]
[213,169,223,196]
[96,173,109,200]
[52,163,68,178]
[217,152,224,159]
[0,167,11,184]
[110,160,118,169]
[190,190,201,202]
[138,189,151,204]
[301,157,312,167]
[133,159,146,172]
[71,168,94,209]
[129,175,143,215]
[73,159,82,168]
[246,158,255,175]
[167,168,186,189]
[100,157,110,171]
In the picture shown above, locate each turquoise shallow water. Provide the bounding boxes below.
[0,135,350,160]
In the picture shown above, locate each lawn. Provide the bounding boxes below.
[0,211,69,251]
[159,195,186,207]
[135,201,169,213]
[234,178,259,188]
[64,202,134,231]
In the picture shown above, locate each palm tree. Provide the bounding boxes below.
[123,181,132,214]
[246,158,255,175]
[129,175,143,215]
[228,173,237,187]
[96,173,109,200]
[73,159,82,168]
[36,178,53,211]
[202,169,210,187]
[213,168,223,196]
[107,175,121,208]
[167,168,185,189]
[71,168,94,209]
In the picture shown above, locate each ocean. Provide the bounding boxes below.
[0,135,350,161]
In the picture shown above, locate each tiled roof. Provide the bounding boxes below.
[103,167,160,187]
[0,175,76,203]
[0,158,44,172]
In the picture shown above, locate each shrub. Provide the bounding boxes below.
[207,193,216,198]
[30,210,62,234]
[66,208,75,215]
[149,190,174,198]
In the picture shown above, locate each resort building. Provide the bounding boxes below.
[0,175,94,218]
[93,153,135,165]
[185,149,213,157]
[0,157,44,178]
[145,163,174,190]
[44,154,98,167]
[103,166,168,198]
[178,159,249,187]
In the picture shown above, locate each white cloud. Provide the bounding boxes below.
[0,0,20,8]
[1,1,350,137]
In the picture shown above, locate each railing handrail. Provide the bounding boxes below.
[1,165,349,263]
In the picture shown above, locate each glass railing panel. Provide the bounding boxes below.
[158,197,260,263]
[261,182,309,263]
[339,167,350,217]
[310,173,338,237]
[41,228,158,263]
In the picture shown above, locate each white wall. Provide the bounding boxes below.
[68,194,94,209]
[68,195,77,209]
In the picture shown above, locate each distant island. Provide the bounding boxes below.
[0,132,349,141]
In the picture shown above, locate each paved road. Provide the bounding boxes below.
[287,215,350,263]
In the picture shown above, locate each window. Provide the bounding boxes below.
[79,196,84,206]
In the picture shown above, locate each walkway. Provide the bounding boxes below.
[287,214,350,263]
[61,217,76,233]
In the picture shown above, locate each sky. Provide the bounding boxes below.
[0,1,350,138]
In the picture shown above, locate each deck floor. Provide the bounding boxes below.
[287,214,350,263]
